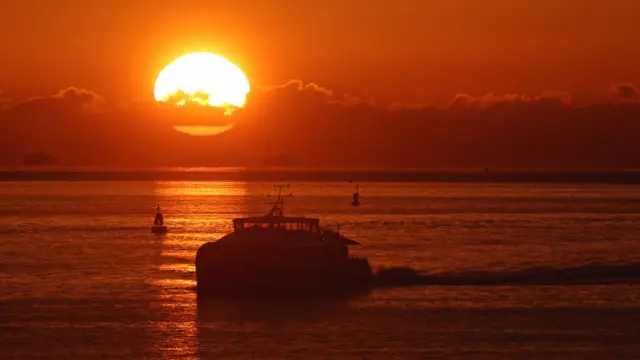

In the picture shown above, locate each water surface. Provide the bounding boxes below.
[1,181,638,359]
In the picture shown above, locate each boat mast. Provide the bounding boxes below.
[267,183,290,217]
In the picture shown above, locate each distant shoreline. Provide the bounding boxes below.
[3,168,640,183]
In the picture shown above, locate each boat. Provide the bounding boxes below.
[352,183,360,206]
[195,184,373,296]
[151,205,168,234]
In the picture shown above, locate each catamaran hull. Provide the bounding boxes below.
[196,268,373,296]
[196,246,373,296]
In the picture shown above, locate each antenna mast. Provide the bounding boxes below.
[267,182,291,216]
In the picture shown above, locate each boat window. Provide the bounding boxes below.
[233,220,323,232]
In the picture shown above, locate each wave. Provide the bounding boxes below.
[0,224,147,234]
[374,261,640,286]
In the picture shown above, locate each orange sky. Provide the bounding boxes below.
[1,0,639,105]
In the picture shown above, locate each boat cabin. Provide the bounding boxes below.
[232,216,322,233]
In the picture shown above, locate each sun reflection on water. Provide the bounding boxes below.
[149,180,250,359]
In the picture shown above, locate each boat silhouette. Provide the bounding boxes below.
[195,183,373,296]
[151,205,168,234]
[352,183,360,206]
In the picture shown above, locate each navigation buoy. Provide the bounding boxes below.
[352,184,360,207]
[151,205,168,234]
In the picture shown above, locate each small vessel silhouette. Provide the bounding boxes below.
[352,183,360,207]
[150,205,168,234]
[195,183,373,296]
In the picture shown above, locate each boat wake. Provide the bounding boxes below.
[374,261,640,287]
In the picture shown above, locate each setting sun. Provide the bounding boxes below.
[154,53,250,113]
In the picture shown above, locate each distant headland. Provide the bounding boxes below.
[1,167,640,183]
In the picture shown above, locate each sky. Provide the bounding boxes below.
[1,1,640,168]
[1,0,639,105]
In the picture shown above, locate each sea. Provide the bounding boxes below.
[1,170,639,359]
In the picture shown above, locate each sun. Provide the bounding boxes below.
[154,52,250,113]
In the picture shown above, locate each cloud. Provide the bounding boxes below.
[251,80,334,109]
[218,83,638,169]
[448,90,572,110]
[162,90,212,106]
[3,87,106,117]
[538,90,573,105]
[252,79,369,109]
[0,80,639,168]
[46,87,106,111]
[0,89,11,109]
[52,86,103,101]
[388,102,433,111]
[260,80,334,98]
[611,83,639,101]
